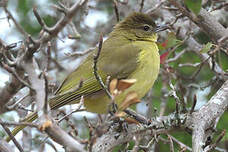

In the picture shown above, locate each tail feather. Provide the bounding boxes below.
[5,112,38,142]
[5,80,101,142]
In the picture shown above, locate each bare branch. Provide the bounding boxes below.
[42,0,88,43]
[1,119,24,152]
[113,0,120,22]
[190,94,197,114]
[139,0,145,12]
[0,120,38,128]
[191,80,228,152]
[93,34,112,99]
[0,139,14,152]
[3,6,28,37]
[33,6,47,29]
[44,122,86,152]
[0,0,88,114]
[168,0,228,52]
[168,134,192,151]
[93,112,187,151]
[167,134,174,152]
[204,130,226,152]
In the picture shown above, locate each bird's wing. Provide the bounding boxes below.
[50,54,103,109]
[99,41,140,79]
[50,41,140,110]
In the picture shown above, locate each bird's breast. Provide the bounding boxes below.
[115,41,160,106]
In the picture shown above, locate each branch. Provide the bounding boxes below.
[168,0,228,46]
[0,0,88,114]
[191,80,228,152]
[3,6,29,38]
[0,73,22,114]
[148,1,228,79]
[168,134,192,151]
[113,0,120,22]
[0,139,14,152]
[204,130,226,152]
[93,34,112,99]
[21,48,86,152]
[1,119,24,152]
[0,120,38,128]
[93,80,228,151]
[93,112,188,151]
[44,121,86,152]
[40,0,88,44]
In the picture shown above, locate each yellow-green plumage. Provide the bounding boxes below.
[7,12,163,141]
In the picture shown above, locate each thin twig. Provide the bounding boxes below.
[52,4,67,14]
[68,22,81,39]
[139,137,155,151]
[63,47,95,59]
[3,7,28,37]
[0,120,24,152]
[168,134,192,151]
[1,62,32,89]
[58,96,85,122]
[139,0,145,12]
[43,71,49,114]
[83,116,96,152]
[178,63,200,67]
[204,130,226,152]
[190,56,210,80]
[132,135,141,152]
[145,0,166,14]
[166,49,186,63]
[6,93,29,110]
[167,134,174,152]
[93,34,112,99]
[113,0,120,22]
[169,13,184,26]
[190,94,197,114]
[46,42,51,70]
[209,2,228,12]
[0,120,38,128]
[33,6,46,29]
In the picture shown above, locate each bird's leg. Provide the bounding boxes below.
[110,116,128,133]
[108,78,138,114]
[108,78,118,115]
[108,102,118,115]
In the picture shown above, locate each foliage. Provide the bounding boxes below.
[0,0,227,151]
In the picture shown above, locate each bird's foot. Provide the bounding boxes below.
[111,116,128,133]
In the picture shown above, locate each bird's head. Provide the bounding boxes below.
[113,12,168,42]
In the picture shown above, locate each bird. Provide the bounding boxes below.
[6,12,168,141]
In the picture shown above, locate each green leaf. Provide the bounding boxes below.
[166,32,182,48]
[157,32,182,51]
[184,0,202,15]
[200,42,213,53]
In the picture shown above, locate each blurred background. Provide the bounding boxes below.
[0,0,228,151]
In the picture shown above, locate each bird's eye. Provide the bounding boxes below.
[143,25,150,31]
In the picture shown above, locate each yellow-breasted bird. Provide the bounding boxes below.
[6,12,168,141]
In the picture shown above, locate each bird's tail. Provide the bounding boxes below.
[5,92,82,142]
[5,111,38,142]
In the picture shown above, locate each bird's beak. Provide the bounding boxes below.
[154,25,169,33]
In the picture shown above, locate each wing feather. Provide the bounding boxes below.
[50,37,141,110]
